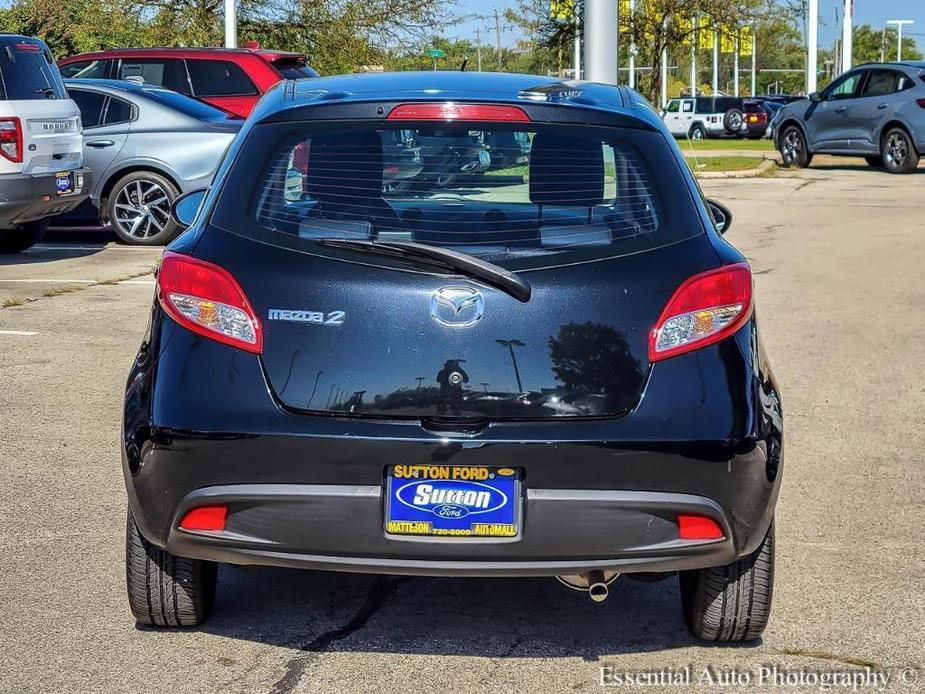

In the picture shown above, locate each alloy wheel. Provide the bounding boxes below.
[885,132,908,169]
[782,129,801,164]
[112,180,172,240]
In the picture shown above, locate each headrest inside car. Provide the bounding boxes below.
[306,131,384,204]
[529,134,605,206]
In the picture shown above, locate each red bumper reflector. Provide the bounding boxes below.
[677,514,724,540]
[387,103,531,122]
[179,505,228,531]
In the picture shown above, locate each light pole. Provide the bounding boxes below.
[887,20,914,61]
[584,0,618,83]
[841,0,853,71]
[807,0,818,93]
[495,339,525,393]
[712,26,719,94]
[224,0,237,48]
[628,0,636,88]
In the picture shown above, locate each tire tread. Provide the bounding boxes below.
[680,519,774,642]
[125,508,216,627]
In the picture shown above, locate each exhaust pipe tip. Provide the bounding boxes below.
[586,569,609,602]
[588,581,609,602]
[556,569,619,602]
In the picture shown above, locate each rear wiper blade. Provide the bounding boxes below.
[315,238,531,303]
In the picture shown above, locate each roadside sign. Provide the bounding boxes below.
[427,49,445,58]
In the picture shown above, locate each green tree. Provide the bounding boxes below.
[851,23,921,64]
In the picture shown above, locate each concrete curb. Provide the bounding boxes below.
[691,157,777,179]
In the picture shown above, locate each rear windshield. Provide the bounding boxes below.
[270,58,319,80]
[140,87,235,120]
[0,40,67,100]
[211,121,702,266]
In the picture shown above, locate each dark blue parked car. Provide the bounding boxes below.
[122,71,783,642]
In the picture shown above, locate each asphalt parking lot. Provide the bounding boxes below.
[1,164,923,693]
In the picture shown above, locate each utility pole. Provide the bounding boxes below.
[660,18,668,106]
[474,27,483,71]
[807,0,818,93]
[224,0,236,48]
[690,16,697,97]
[712,26,719,95]
[841,0,853,72]
[584,0,618,84]
[494,9,503,69]
[751,26,757,96]
[887,20,914,61]
[733,31,740,97]
[495,339,525,393]
[628,0,636,88]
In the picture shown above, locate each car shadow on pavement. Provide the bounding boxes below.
[0,227,114,267]
[185,566,761,658]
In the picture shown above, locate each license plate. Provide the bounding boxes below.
[55,171,74,196]
[384,465,520,538]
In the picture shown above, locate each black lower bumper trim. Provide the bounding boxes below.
[163,484,736,576]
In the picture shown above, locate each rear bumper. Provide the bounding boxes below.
[166,485,735,576]
[0,168,92,228]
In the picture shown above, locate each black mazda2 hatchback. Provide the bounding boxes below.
[122,72,783,641]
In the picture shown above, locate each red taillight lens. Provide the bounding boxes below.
[0,117,23,163]
[916,98,925,109]
[157,252,263,354]
[387,103,531,122]
[649,263,753,362]
[677,514,725,540]
[13,42,41,53]
[179,505,228,531]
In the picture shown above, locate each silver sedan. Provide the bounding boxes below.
[65,78,242,244]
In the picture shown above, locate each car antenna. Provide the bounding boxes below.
[460,56,468,72]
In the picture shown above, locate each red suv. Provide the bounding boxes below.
[58,45,318,117]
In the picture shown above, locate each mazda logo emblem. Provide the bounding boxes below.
[430,286,484,328]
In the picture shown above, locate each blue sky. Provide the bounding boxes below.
[450,0,925,47]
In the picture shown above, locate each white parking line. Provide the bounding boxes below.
[117,279,155,286]
[0,278,96,284]
[0,330,38,336]
[30,244,157,252]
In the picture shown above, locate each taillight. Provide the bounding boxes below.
[387,102,531,122]
[649,263,753,362]
[0,117,23,163]
[916,98,925,109]
[157,251,263,353]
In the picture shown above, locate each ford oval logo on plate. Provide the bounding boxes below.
[385,465,520,538]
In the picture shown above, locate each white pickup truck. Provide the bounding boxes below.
[0,34,91,253]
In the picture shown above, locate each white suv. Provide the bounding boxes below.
[662,96,747,140]
[0,35,91,253]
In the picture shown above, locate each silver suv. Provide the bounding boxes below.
[774,61,925,173]
[0,34,91,252]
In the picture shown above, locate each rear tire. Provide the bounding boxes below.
[680,519,774,642]
[0,220,48,254]
[881,127,919,174]
[107,171,180,246]
[125,507,217,627]
[864,155,884,168]
[778,126,812,168]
